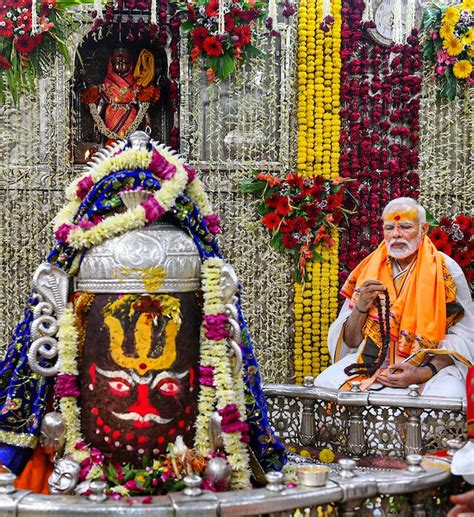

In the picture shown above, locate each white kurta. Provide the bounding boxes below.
[315,253,474,397]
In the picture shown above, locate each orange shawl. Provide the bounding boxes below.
[341,236,458,361]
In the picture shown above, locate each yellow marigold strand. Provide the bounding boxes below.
[294,0,342,384]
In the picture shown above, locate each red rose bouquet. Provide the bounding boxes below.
[0,0,89,104]
[241,171,350,281]
[174,0,293,80]
[429,213,473,290]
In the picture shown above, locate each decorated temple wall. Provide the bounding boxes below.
[0,26,298,384]
[0,5,472,386]
[418,76,473,218]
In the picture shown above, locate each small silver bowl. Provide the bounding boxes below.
[297,465,330,487]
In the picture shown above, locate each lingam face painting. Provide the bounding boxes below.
[78,290,202,463]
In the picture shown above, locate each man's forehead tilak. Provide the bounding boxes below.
[384,207,419,223]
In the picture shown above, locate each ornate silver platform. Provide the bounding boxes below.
[263,381,466,458]
[0,455,453,516]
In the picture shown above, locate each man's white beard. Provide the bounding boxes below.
[387,232,422,260]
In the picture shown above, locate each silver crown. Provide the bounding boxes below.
[75,223,201,293]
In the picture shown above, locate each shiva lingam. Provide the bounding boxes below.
[20,131,283,496]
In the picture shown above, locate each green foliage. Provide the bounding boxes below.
[0,2,91,104]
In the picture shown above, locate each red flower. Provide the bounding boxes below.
[190,46,201,64]
[16,11,32,31]
[191,27,209,49]
[186,4,197,22]
[40,0,57,16]
[256,173,281,187]
[225,14,235,32]
[280,219,296,233]
[232,26,251,48]
[453,251,471,268]
[326,191,343,211]
[262,212,281,230]
[275,196,291,216]
[429,228,449,248]
[0,54,12,69]
[282,234,298,249]
[436,243,453,256]
[265,193,282,208]
[203,36,223,57]
[454,214,472,232]
[205,0,219,17]
[286,173,304,189]
[14,33,42,54]
[0,18,14,38]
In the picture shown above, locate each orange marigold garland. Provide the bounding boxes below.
[294,0,342,383]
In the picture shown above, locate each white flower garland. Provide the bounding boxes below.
[196,258,251,489]
[185,176,214,217]
[54,145,217,251]
[56,304,88,462]
[88,103,150,141]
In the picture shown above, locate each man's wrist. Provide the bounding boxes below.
[354,305,369,314]
[424,362,438,378]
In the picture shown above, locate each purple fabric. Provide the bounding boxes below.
[55,373,80,398]
[142,197,165,222]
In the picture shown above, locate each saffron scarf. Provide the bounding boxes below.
[341,236,460,359]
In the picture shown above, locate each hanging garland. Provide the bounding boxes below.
[240,171,349,282]
[338,0,422,287]
[293,0,342,383]
[173,0,295,81]
[0,0,85,104]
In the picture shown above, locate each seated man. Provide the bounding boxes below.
[315,197,474,397]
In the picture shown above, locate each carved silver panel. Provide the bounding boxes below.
[75,223,201,293]
[264,385,467,458]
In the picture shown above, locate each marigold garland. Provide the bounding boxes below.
[293,0,342,383]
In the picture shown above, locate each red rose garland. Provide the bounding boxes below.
[338,0,422,287]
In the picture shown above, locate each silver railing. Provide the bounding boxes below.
[263,379,467,458]
[0,456,454,516]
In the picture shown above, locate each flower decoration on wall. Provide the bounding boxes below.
[338,0,421,288]
[174,0,294,81]
[422,0,474,100]
[429,214,473,290]
[0,0,88,104]
[241,171,349,281]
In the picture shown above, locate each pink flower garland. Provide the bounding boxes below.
[149,149,176,180]
[203,313,229,341]
[142,197,166,222]
[55,373,80,398]
[218,404,250,443]
[199,365,215,387]
[204,213,222,235]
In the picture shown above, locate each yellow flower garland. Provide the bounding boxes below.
[294,0,342,384]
